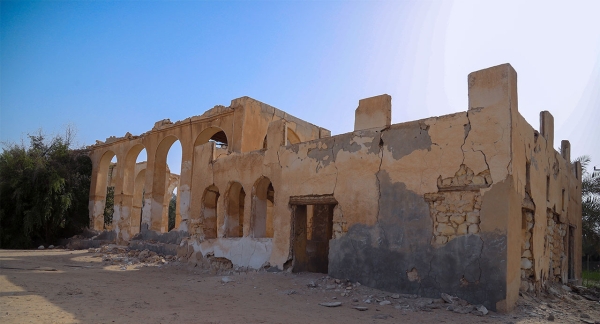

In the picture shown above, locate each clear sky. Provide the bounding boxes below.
[2,0,599,176]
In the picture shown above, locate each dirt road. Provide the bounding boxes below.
[1,249,598,323]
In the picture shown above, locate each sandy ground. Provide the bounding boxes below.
[1,248,599,324]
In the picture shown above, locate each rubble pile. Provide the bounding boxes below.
[88,244,178,269]
[309,276,488,317]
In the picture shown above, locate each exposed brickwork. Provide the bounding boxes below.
[520,193,535,292]
[425,165,490,246]
[547,210,566,282]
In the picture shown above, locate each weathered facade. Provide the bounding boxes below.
[87,64,582,312]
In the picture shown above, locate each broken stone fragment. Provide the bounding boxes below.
[453,305,475,314]
[440,293,456,304]
[473,304,488,316]
[379,300,391,306]
[319,302,342,307]
[353,306,368,311]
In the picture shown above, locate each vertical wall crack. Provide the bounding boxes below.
[461,112,472,165]
[332,137,339,194]
[375,131,384,221]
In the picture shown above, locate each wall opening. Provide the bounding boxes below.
[131,166,146,234]
[123,145,146,235]
[202,185,220,239]
[195,127,229,149]
[225,182,245,237]
[568,225,575,280]
[291,203,335,273]
[102,154,118,229]
[251,177,274,238]
[168,188,177,231]
[150,136,181,233]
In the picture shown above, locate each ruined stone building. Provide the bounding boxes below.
[87,64,582,312]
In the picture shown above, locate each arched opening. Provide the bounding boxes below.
[251,177,274,238]
[104,158,117,228]
[262,127,300,149]
[122,145,146,235]
[168,186,177,231]
[225,182,246,237]
[287,128,301,145]
[195,127,229,149]
[131,167,146,234]
[163,173,179,232]
[151,136,182,233]
[90,151,115,230]
[202,185,220,239]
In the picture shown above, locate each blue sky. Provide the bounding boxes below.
[2,0,599,175]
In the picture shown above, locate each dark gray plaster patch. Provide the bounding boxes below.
[306,137,336,168]
[288,143,300,154]
[364,131,383,155]
[133,228,189,245]
[382,121,432,160]
[331,130,381,158]
[328,170,506,311]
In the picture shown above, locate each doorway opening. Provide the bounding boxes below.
[290,196,337,274]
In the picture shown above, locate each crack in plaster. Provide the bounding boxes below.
[460,112,472,165]
[477,236,484,282]
[375,131,384,222]
[332,137,339,194]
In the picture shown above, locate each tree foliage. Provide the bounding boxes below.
[104,186,114,227]
[0,129,92,248]
[579,156,600,258]
[168,193,176,231]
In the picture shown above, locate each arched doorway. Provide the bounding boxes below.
[202,185,220,239]
[225,182,245,237]
[251,177,274,238]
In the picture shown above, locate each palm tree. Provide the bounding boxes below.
[578,156,600,267]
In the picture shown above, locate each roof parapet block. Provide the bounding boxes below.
[540,111,554,150]
[468,63,518,115]
[354,94,391,131]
